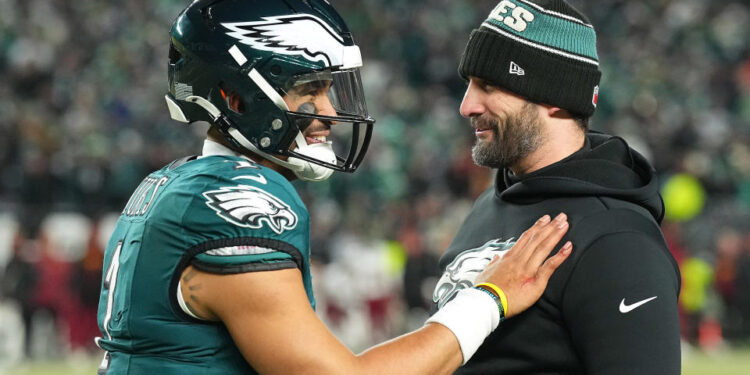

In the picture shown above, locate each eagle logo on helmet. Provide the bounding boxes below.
[222,14,346,67]
[203,185,298,234]
[433,238,514,309]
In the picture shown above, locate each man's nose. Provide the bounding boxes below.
[459,81,485,118]
[316,96,338,124]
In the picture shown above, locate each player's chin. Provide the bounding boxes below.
[304,135,328,145]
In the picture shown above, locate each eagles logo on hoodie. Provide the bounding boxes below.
[433,238,514,309]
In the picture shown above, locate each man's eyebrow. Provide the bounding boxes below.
[294,80,331,93]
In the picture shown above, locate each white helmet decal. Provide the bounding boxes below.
[222,14,361,68]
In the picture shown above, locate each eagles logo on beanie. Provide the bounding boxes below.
[459,0,601,117]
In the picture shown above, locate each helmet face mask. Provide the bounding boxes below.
[283,69,372,170]
[166,0,374,181]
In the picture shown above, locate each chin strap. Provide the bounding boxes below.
[183,95,336,181]
[286,132,336,181]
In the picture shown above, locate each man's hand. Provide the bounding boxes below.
[475,213,571,318]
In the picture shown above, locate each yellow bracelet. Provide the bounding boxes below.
[475,282,509,316]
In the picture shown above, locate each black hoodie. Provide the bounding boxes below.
[436,132,681,375]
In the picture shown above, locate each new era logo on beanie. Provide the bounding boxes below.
[509,61,525,76]
[459,0,602,117]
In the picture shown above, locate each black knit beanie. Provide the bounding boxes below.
[459,0,601,117]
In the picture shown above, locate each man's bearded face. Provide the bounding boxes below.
[471,101,544,170]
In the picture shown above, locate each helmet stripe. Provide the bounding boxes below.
[228,45,248,66]
[248,69,289,111]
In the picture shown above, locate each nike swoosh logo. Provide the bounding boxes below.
[232,175,267,184]
[619,296,658,313]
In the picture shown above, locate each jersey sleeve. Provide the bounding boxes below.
[190,238,300,274]
[176,159,311,275]
[561,231,681,374]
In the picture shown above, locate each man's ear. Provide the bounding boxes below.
[541,104,560,116]
[541,104,572,120]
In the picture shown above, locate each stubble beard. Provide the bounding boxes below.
[471,102,545,170]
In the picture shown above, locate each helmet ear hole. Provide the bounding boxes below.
[219,83,246,114]
[227,93,246,114]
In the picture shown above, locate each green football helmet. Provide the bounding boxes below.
[166,0,374,181]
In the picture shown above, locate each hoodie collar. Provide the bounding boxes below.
[496,132,664,222]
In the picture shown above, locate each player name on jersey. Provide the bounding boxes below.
[122,176,169,217]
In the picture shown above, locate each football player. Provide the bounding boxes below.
[95,1,572,374]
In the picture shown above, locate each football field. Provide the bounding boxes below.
[4,348,750,375]
[681,347,750,375]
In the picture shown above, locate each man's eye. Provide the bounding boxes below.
[300,86,323,96]
[481,82,498,93]
[291,80,331,97]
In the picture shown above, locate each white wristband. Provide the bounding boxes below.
[425,288,500,364]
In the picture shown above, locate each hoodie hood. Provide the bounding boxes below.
[498,132,665,223]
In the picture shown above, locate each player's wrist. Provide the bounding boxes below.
[474,285,506,323]
[474,282,509,318]
[425,287,501,364]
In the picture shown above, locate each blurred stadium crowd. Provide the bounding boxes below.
[1,0,750,365]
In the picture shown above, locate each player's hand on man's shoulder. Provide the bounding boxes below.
[475,213,572,318]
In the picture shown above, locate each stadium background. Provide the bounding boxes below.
[1,0,749,373]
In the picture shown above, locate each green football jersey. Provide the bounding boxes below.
[96,152,312,375]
